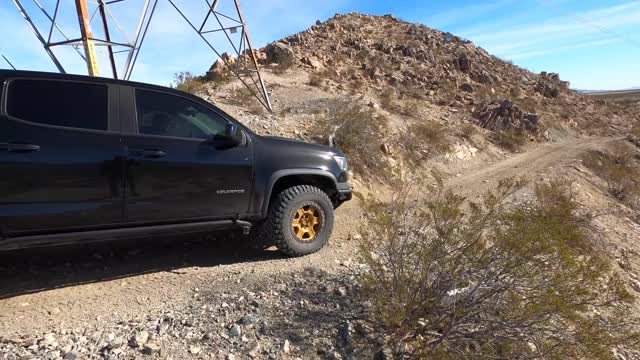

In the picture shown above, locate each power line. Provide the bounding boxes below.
[537,0,640,49]
[2,55,17,70]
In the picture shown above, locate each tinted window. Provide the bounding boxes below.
[7,79,108,131]
[135,89,227,139]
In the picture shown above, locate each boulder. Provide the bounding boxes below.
[457,53,471,72]
[206,59,228,81]
[264,42,295,64]
[302,56,324,70]
[472,99,542,135]
[460,83,474,93]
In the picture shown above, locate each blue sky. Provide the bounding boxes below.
[1,0,639,90]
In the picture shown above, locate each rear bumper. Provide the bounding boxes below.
[333,182,352,208]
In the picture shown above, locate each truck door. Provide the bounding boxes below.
[0,78,124,235]
[120,86,253,223]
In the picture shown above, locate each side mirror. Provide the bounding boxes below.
[208,122,244,149]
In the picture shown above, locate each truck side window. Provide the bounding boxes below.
[135,89,227,140]
[7,79,108,131]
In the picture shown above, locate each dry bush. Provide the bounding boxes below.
[308,69,342,87]
[308,72,324,87]
[172,72,204,94]
[398,98,426,118]
[631,121,640,138]
[491,128,528,152]
[310,100,389,178]
[402,121,453,163]
[379,89,398,112]
[583,142,640,206]
[229,86,266,115]
[359,177,639,359]
[272,55,295,74]
[459,122,477,141]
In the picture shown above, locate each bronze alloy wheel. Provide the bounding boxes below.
[292,204,323,242]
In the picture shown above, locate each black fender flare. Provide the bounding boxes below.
[259,169,338,218]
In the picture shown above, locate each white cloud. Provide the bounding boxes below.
[459,1,640,59]
[506,38,619,60]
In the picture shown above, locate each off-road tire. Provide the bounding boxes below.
[255,185,334,257]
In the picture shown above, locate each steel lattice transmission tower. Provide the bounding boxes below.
[12,0,272,111]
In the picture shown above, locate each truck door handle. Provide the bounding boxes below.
[129,149,166,158]
[0,143,41,152]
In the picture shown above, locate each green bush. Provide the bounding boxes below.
[172,72,204,94]
[359,177,638,359]
[583,142,640,206]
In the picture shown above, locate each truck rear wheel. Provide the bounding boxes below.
[259,185,334,257]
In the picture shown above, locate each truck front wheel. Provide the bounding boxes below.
[258,185,335,257]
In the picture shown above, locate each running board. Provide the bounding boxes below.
[0,220,249,251]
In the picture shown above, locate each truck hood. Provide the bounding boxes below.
[259,135,344,157]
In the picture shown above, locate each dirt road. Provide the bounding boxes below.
[448,136,617,197]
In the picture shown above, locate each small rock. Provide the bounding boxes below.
[373,347,394,360]
[49,307,62,315]
[229,324,242,337]
[190,345,201,354]
[283,339,291,354]
[460,83,474,93]
[143,342,161,355]
[131,331,149,348]
[337,320,354,350]
[157,322,169,335]
[63,351,79,360]
[335,287,348,297]
[241,313,258,325]
[42,333,56,346]
[380,143,391,155]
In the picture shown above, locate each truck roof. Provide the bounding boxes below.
[0,69,174,94]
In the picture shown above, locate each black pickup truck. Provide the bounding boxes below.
[0,70,352,256]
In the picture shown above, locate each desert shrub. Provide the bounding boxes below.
[308,72,324,87]
[398,98,426,118]
[509,85,522,98]
[272,55,295,74]
[402,121,453,163]
[229,86,266,115]
[172,72,204,94]
[310,100,389,178]
[583,143,640,205]
[459,122,477,141]
[379,89,398,112]
[359,177,639,359]
[631,121,640,138]
[491,128,527,152]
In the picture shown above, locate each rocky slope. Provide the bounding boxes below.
[210,13,638,140]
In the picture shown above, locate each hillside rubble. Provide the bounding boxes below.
[1,270,380,360]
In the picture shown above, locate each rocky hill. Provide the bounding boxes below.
[209,13,638,142]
